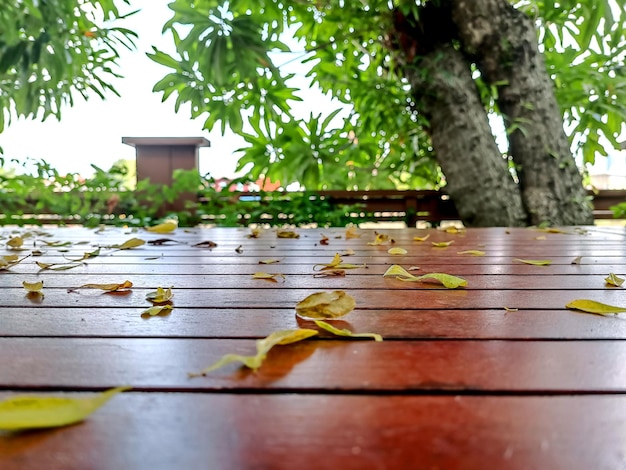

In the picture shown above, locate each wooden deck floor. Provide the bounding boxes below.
[1,225,626,469]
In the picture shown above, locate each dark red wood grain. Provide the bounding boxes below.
[1,225,625,468]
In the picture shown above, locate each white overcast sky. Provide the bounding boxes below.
[0,1,339,178]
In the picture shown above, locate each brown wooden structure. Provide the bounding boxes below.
[122,136,210,212]
[1,225,626,468]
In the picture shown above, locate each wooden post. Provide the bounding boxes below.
[122,136,210,214]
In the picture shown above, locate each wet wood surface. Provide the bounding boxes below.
[1,225,625,469]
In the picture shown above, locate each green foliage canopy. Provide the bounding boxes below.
[0,0,137,133]
[149,0,626,190]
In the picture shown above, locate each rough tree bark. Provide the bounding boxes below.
[451,0,594,225]
[387,0,593,226]
[407,44,527,226]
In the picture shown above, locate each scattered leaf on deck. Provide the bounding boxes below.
[413,234,430,242]
[383,265,467,288]
[504,307,519,312]
[259,259,280,265]
[148,238,178,246]
[565,299,626,316]
[444,227,465,234]
[235,245,244,254]
[1,254,29,270]
[189,329,318,376]
[535,236,547,240]
[313,253,366,271]
[314,320,382,342]
[146,286,174,304]
[67,247,101,262]
[0,386,130,432]
[345,227,361,239]
[571,256,583,265]
[341,249,356,256]
[247,228,261,238]
[145,220,178,233]
[388,247,407,255]
[114,238,146,250]
[44,241,72,247]
[457,250,486,256]
[319,234,330,245]
[513,258,552,266]
[431,241,454,247]
[295,291,356,319]
[22,281,44,293]
[7,237,24,249]
[36,261,83,271]
[605,273,625,287]
[252,272,285,282]
[141,305,173,317]
[193,240,218,248]
[69,280,133,293]
[313,269,346,278]
[277,230,299,238]
[367,232,393,246]
[408,266,420,271]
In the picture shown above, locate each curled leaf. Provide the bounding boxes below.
[247,228,261,238]
[431,241,454,247]
[22,280,44,293]
[383,265,467,288]
[566,299,626,316]
[189,329,318,376]
[345,227,361,239]
[0,386,130,432]
[295,291,356,320]
[1,254,29,270]
[388,247,407,255]
[313,269,346,278]
[319,234,330,245]
[276,230,299,238]
[413,234,430,242]
[367,232,393,246]
[457,250,485,256]
[146,220,178,233]
[504,307,519,312]
[341,249,356,256]
[314,253,366,271]
[141,305,173,317]
[314,320,382,342]
[7,236,24,249]
[444,226,465,234]
[571,256,583,265]
[513,258,552,266]
[605,273,625,287]
[146,286,174,304]
[36,261,83,271]
[252,272,285,282]
[259,259,280,265]
[69,280,133,293]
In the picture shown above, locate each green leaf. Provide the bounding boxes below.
[314,320,382,341]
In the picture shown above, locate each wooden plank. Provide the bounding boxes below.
[0,287,623,309]
[2,393,625,470]
[3,338,626,392]
[2,308,626,340]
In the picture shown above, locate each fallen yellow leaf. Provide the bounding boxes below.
[22,280,44,293]
[444,226,465,234]
[36,261,83,271]
[259,259,280,265]
[413,234,430,242]
[7,236,24,249]
[313,269,346,277]
[295,291,356,319]
[146,286,174,303]
[276,230,299,238]
[345,227,361,239]
[113,238,146,250]
[388,247,407,255]
[188,329,318,376]
[513,258,552,266]
[431,241,454,247]
[69,280,133,292]
[141,305,173,317]
[383,265,467,289]
[504,307,519,312]
[566,299,626,316]
[314,320,382,341]
[247,228,261,238]
[145,220,178,234]
[252,272,285,282]
[0,386,130,431]
[457,250,486,256]
[1,254,29,270]
[571,256,583,265]
[313,253,366,271]
[605,273,625,287]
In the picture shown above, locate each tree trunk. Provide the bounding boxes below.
[451,0,594,225]
[406,44,527,226]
